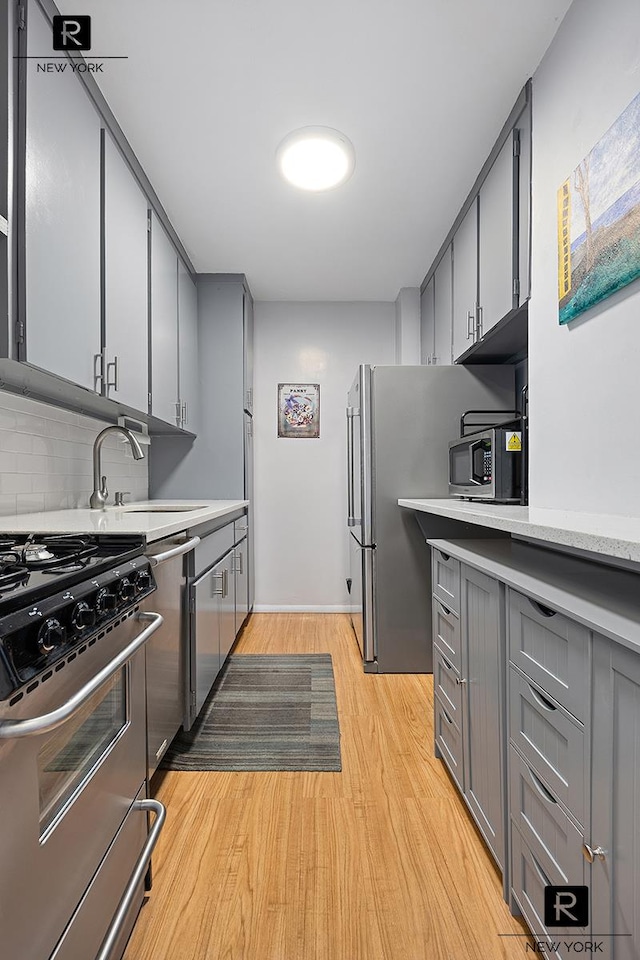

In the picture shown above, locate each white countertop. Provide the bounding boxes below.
[398,498,640,564]
[0,500,248,544]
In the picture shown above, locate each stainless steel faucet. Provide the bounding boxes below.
[89,426,145,509]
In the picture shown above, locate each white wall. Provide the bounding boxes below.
[253,301,396,609]
[394,287,421,365]
[529,0,640,514]
[0,390,148,515]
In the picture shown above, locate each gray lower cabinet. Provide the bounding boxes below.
[24,0,101,392]
[432,557,506,874]
[192,558,223,718]
[590,636,640,960]
[234,535,249,634]
[218,550,236,665]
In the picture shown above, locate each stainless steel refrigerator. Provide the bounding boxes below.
[346,364,515,673]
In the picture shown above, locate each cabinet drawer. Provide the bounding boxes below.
[432,549,460,615]
[433,644,462,729]
[194,523,234,577]
[432,596,461,671]
[508,589,589,722]
[509,667,585,824]
[434,696,464,792]
[511,825,586,960]
[509,744,584,886]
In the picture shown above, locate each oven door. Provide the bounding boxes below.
[0,610,160,960]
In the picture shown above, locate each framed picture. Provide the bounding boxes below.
[277,383,320,439]
[557,90,640,324]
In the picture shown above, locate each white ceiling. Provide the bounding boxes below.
[72,0,572,301]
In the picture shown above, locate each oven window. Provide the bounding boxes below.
[450,445,471,486]
[37,670,127,835]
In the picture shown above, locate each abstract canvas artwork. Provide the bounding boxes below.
[277,383,320,438]
[557,90,640,324]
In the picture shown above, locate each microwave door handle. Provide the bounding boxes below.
[467,440,484,485]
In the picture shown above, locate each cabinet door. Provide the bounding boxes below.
[590,635,640,958]
[478,134,516,337]
[517,106,532,304]
[234,537,249,633]
[103,133,149,412]
[150,212,179,424]
[24,1,101,391]
[243,291,253,414]
[434,245,453,365]
[452,201,478,362]
[178,260,199,433]
[420,277,435,364]
[461,564,505,869]
[192,563,222,719]
[219,552,236,664]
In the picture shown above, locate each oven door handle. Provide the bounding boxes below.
[95,798,166,960]
[0,612,164,740]
[148,536,201,566]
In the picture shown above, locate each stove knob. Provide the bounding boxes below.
[117,577,136,603]
[37,618,65,655]
[134,570,152,594]
[71,601,96,633]
[96,588,117,616]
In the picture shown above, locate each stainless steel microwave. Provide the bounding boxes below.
[448,426,523,502]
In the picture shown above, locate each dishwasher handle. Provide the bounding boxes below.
[0,612,164,740]
[95,798,166,960]
[148,536,201,566]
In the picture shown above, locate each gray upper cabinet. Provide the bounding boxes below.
[24,1,101,392]
[243,292,253,414]
[178,260,199,433]
[103,133,149,412]
[478,134,516,338]
[420,277,435,365]
[517,103,532,304]
[590,636,640,959]
[150,212,179,425]
[452,201,478,362]
[434,245,453,365]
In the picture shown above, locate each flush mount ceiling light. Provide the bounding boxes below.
[277,126,355,191]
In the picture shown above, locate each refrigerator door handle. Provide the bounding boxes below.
[346,406,359,526]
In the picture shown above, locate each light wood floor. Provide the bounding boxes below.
[124,613,530,960]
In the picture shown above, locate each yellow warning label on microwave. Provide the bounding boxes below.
[506,432,522,452]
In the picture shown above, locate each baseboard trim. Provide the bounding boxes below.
[252,605,351,613]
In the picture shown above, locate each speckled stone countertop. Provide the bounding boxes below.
[398,498,640,564]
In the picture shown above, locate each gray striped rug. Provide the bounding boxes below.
[160,654,342,772]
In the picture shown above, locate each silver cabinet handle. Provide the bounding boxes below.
[95,798,166,960]
[528,682,557,712]
[94,351,105,393]
[466,311,475,340]
[475,305,483,340]
[0,612,163,740]
[182,401,188,426]
[582,842,607,864]
[455,677,467,685]
[106,356,119,393]
[211,571,224,597]
[238,549,243,575]
[222,567,229,599]
[528,766,557,804]
[436,600,452,618]
[175,400,182,426]
[148,536,201,567]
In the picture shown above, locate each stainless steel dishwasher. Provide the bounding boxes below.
[143,535,200,778]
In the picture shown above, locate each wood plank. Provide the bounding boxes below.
[125,613,529,959]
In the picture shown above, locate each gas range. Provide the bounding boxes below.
[0,533,156,700]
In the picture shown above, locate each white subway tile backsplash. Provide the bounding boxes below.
[0,390,149,516]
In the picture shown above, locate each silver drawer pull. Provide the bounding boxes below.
[527,597,557,618]
[441,655,453,671]
[528,767,557,804]
[528,683,557,712]
[582,842,607,864]
[442,708,454,725]
[438,551,451,562]
[437,600,452,618]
